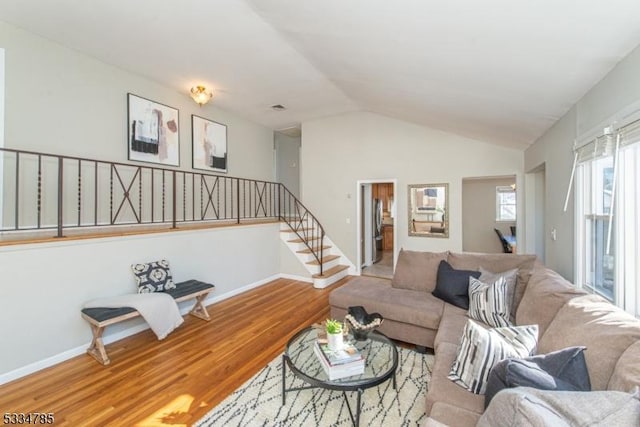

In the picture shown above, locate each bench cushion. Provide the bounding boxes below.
[82,280,214,323]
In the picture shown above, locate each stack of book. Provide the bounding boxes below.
[314,341,365,380]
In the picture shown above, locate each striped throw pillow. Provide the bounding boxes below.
[468,277,511,327]
[448,320,538,394]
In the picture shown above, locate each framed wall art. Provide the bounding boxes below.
[192,115,228,173]
[127,93,180,166]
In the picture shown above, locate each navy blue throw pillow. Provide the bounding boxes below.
[431,260,480,309]
[484,346,591,409]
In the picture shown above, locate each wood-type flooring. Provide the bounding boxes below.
[0,277,349,426]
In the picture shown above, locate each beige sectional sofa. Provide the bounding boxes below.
[329,250,640,426]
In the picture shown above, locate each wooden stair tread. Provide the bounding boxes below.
[306,255,340,266]
[280,227,313,233]
[312,264,349,279]
[288,236,322,243]
[297,245,331,254]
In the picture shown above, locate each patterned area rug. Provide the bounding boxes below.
[195,346,434,427]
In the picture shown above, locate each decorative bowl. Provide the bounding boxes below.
[345,306,384,341]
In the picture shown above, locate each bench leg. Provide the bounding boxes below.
[87,324,110,365]
[189,293,211,321]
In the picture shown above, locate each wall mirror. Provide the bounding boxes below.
[408,183,449,238]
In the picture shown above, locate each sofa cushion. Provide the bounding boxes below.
[608,340,640,392]
[448,320,538,394]
[538,294,640,390]
[479,267,518,321]
[391,249,448,292]
[516,266,586,336]
[433,310,471,351]
[477,387,640,427]
[484,346,590,408]
[432,260,480,309]
[426,342,486,415]
[468,276,511,327]
[329,276,443,330]
[428,402,481,427]
[447,252,536,318]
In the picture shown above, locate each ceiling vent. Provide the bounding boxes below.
[271,104,286,111]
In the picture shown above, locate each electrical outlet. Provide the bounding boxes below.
[551,228,557,241]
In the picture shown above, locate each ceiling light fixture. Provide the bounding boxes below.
[190,85,213,106]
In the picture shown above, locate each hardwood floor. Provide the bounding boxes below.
[0,277,349,426]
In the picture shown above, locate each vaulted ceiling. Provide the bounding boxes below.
[2,0,640,149]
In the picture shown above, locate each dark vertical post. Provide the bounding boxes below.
[14,152,19,230]
[37,155,42,229]
[236,178,240,224]
[172,170,177,229]
[94,161,98,226]
[56,157,64,238]
[77,159,82,226]
[320,229,325,276]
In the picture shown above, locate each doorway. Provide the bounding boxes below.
[357,180,397,279]
[525,164,546,261]
[274,128,301,197]
[462,176,516,253]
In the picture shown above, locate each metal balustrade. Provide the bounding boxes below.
[0,147,325,273]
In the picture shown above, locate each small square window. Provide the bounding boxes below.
[496,186,516,221]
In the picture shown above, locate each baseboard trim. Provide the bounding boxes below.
[279,273,313,283]
[0,273,294,386]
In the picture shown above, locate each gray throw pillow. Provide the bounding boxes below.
[479,267,518,320]
[484,346,591,409]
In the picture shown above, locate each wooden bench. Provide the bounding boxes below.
[81,280,214,365]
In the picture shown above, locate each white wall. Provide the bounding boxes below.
[0,21,274,181]
[300,112,524,264]
[525,44,640,281]
[0,223,282,380]
[0,22,294,381]
[462,177,516,253]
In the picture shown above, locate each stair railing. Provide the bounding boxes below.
[0,147,280,235]
[278,184,325,275]
[0,147,327,274]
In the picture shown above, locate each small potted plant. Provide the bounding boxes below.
[325,319,344,350]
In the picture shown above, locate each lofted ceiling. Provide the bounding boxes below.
[1,1,640,149]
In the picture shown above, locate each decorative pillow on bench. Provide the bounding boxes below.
[132,259,176,293]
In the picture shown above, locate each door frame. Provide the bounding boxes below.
[355,178,398,275]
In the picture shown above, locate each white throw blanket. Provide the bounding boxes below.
[84,293,184,340]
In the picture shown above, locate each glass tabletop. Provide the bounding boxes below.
[284,326,398,389]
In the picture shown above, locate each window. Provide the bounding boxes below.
[496,186,516,221]
[575,120,640,317]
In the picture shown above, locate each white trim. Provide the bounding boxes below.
[0,273,292,385]
[577,99,640,148]
[277,273,313,283]
[355,178,398,275]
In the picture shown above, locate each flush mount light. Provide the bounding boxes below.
[190,85,213,106]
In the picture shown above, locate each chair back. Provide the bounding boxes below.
[494,228,513,253]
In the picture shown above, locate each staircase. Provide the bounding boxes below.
[279,227,350,288]
[278,187,352,288]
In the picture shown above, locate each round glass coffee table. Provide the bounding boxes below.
[281,326,399,427]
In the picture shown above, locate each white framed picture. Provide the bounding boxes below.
[192,115,228,173]
[127,93,180,167]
